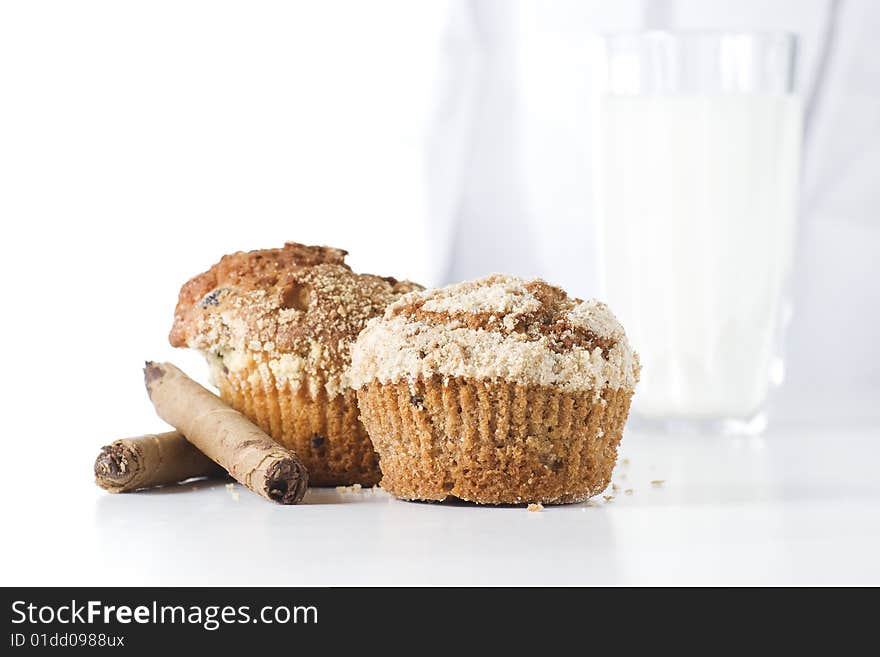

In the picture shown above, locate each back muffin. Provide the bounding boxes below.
[170,242,421,486]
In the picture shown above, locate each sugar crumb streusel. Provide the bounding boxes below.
[349,274,640,394]
[170,242,421,398]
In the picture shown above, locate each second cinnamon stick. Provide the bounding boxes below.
[95,431,225,493]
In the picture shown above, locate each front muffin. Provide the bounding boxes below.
[349,274,640,504]
[169,242,421,486]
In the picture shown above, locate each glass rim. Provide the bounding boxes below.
[598,29,797,43]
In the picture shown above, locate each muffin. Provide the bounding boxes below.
[169,242,421,486]
[349,274,640,504]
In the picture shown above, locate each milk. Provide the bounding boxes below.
[596,94,802,419]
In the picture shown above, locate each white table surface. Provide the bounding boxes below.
[4,394,879,587]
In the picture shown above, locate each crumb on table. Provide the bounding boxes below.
[650,479,665,487]
[527,503,544,512]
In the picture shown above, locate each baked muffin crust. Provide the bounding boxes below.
[350,274,640,396]
[170,242,421,398]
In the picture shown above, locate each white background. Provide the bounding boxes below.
[1,0,878,586]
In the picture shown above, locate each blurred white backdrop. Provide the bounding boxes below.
[0,0,878,586]
[0,0,471,446]
[1,0,877,445]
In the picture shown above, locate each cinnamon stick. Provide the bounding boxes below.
[143,361,309,504]
[95,431,225,493]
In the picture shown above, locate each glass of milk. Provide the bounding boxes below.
[593,32,801,433]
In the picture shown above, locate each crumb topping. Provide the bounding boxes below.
[169,242,421,397]
[349,274,639,394]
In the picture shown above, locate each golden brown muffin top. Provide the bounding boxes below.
[170,242,421,396]
[349,274,639,394]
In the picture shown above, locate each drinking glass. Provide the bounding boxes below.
[593,31,801,433]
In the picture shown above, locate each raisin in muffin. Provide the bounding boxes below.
[349,274,640,504]
[169,242,421,486]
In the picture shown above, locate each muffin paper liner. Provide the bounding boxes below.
[356,376,632,504]
[213,356,380,486]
